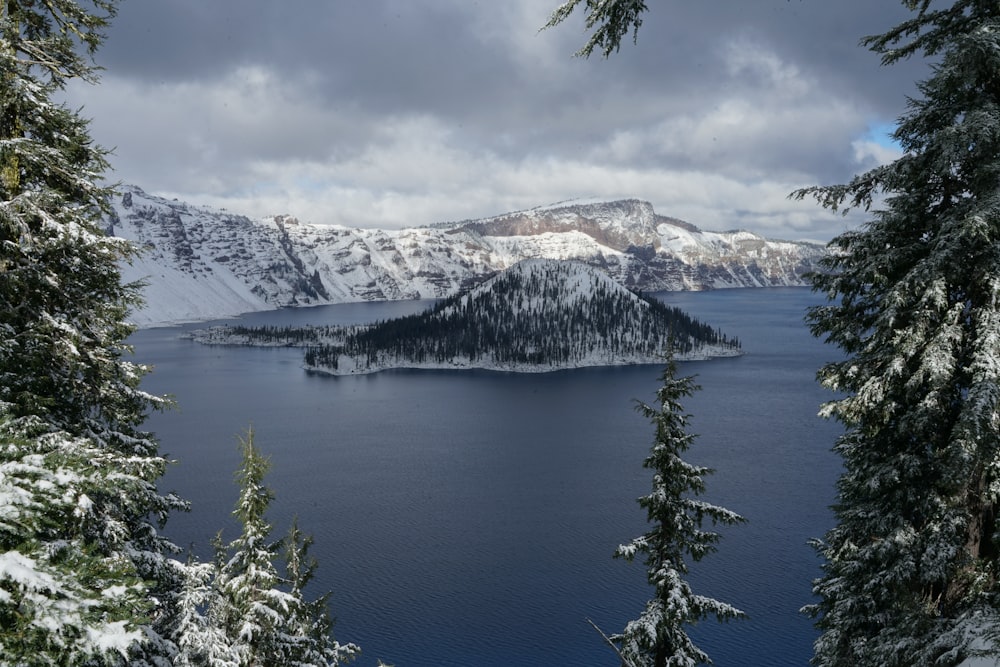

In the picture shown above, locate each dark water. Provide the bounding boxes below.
[130,288,842,666]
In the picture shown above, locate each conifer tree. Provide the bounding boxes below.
[170,555,237,667]
[0,0,185,661]
[790,2,1000,663]
[209,429,358,667]
[544,0,648,58]
[284,518,358,667]
[612,358,744,666]
[548,0,1000,661]
[0,414,152,664]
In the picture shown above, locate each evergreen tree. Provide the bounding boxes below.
[0,0,185,661]
[284,518,358,667]
[790,2,1000,663]
[548,0,1000,661]
[170,555,237,667]
[209,429,358,667]
[0,413,152,664]
[544,0,648,58]
[613,358,744,666]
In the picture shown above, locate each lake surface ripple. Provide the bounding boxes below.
[131,287,842,666]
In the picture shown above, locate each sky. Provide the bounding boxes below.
[66,0,932,242]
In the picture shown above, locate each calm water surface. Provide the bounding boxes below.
[130,288,842,666]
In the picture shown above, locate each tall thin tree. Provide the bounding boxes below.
[209,429,358,667]
[612,358,744,666]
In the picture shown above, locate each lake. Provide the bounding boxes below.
[130,287,843,666]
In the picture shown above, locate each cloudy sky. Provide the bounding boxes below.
[67,0,930,242]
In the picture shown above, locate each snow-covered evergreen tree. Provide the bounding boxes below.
[169,555,237,667]
[544,0,648,58]
[0,0,186,662]
[0,412,152,664]
[612,358,744,667]
[209,429,358,667]
[283,518,360,667]
[791,2,1000,664]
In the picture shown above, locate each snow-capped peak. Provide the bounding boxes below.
[109,187,826,328]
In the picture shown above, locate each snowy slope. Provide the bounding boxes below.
[109,186,826,327]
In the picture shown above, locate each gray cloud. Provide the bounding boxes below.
[75,0,932,241]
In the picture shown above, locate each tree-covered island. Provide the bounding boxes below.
[190,259,741,375]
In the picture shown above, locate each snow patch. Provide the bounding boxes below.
[109,186,825,328]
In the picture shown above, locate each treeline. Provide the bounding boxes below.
[200,323,348,346]
[302,262,740,370]
[0,2,359,664]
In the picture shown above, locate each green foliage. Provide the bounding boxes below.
[0,0,164,450]
[0,412,153,666]
[612,358,744,666]
[284,518,357,667]
[792,2,1000,664]
[202,429,359,667]
[544,0,649,58]
[0,1,185,662]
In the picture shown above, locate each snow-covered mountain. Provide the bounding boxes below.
[108,186,826,327]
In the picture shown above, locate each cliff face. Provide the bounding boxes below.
[110,186,826,327]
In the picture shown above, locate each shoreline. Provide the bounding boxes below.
[301,346,744,377]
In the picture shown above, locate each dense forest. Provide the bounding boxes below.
[256,260,735,372]
[194,260,740,373]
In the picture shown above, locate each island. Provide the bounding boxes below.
[188,259,742,375]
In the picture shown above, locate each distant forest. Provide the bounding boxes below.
[208,263,741,371]
[301,264,739,370]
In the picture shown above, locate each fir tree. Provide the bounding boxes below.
[544,0,648,58]
[612,358,744,666]
[0,413,152,664]
[0,0,185,662]
[209,429,358,667]
[547,0,1000,661]
[790,2,1000,663]
[284,518,358,667]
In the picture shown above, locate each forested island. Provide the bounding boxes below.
[190,259,741,374]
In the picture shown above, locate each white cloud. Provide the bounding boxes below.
[63,5,907,242]
[852,138,904,168]
[724,36,811,99]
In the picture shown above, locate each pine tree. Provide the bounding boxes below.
[790,2,1000,664]
[0,1,186,662]
[210,429,358,667]
[612,358,744,667]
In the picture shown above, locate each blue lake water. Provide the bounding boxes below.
[130,287,843,666]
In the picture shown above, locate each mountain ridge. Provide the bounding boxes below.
[109,186,826,327]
